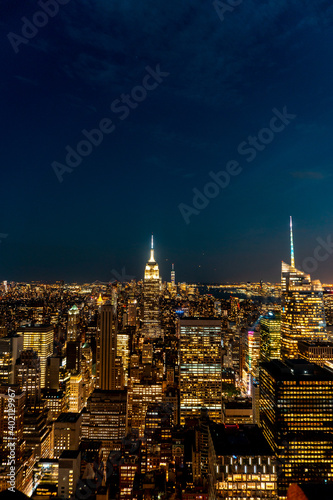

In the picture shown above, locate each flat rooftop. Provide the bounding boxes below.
[59,450,80,459]
[261,359,333,380]
[298,340,333,348]
[210,423,273,456]
[56,412,81,423]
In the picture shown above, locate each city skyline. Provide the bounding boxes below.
[3,3,333,498]
[1,219,333,285]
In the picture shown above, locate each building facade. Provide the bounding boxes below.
[260,359,333,497]
[179,318,222,424]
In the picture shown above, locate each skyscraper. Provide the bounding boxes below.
[171,263,175,287]
[260,312,281,362]
[66,340,81,373]
[281,218,327,359]
[96,301,117,391]
[15,349,41,410]
[67,305,79,341]
[260,359,333,497]
[117,332,130,385]
[142,235,162,338]
[179,318,222,424]
[82,389,127,460]
[20,325,53,388]
[0,335,23,385]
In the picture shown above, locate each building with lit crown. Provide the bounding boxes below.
[142,235,162,339]
[281,218,327,359]
[67,304,80,341]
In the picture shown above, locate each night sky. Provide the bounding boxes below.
[1,0,333,284]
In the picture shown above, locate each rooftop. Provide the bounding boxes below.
[59,449,80,460]
[298,340,333,348]
[287,483,333,500]
[209,423,273,456]
[56,412,82,423]
[261,359,333,381]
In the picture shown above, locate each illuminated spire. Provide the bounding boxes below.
[290,216,295,269]
[171,263,175,286]
[149,234,155,262]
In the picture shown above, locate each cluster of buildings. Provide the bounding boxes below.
[0,224,333,499]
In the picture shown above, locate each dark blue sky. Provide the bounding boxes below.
[1,0,333,283]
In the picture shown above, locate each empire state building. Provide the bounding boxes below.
[142,235,162,338]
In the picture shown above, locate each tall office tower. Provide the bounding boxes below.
[0,335,23,384]
[128,362,163,438]
[23,409,52,460]
[281,218,327,359]
[230,296,240,323]
[117,332,130,385]
[45,355,62,390]
[53,412,82,459]
[260,359,333,497]
[81,343,94,398]
[142,403,173,474]
[260,312,281,362]
[67,304,80,341]
[68,373,84,412]
[0,385,25,465]
[20,325,54,388]
[324,293,333,327]
[96,301,117,390]
[127,299,137,327]
[245,327,261,383]
[179,318,222,424]
[298,340,333,367]
[192,409,210,484]
[171,263,176,287]
[66,340,81,373]
[15,349,41,409]
[82,389,127,460]
[142,235,162,338]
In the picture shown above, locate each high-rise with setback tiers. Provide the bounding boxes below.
[281,218,327,359]
[142,235,162,338]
